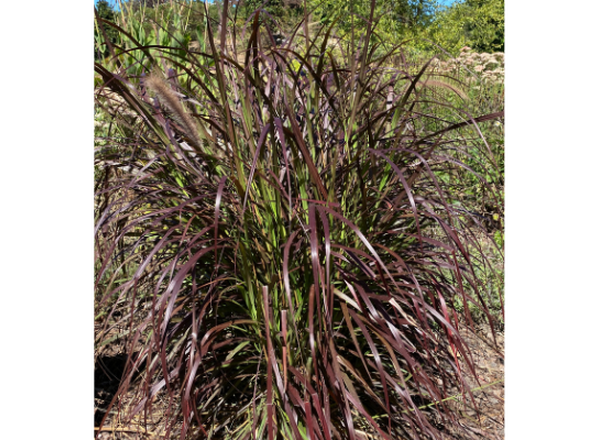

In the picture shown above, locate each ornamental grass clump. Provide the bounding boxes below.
[95,2,503,439]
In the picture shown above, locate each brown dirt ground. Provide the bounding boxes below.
[438,323,504,440]
[95,323,504,440]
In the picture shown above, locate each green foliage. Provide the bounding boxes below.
[124,0,171,10]
[425,0,504,55]
[96,0,213,76]
[309,0,437,41]
[236,0,304,33]
[239,0,286,17]
[95,0,120,60]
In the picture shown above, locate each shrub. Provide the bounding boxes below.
[95,2,503,439]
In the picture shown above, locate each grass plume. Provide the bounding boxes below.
[144,71,202,148]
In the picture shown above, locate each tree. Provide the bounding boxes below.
[126,0,171,9]
[426,0,504,54]
[236,0,304,33]
[95,0,120,60]
[308,0,437,40]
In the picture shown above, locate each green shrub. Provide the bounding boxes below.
[424,0,504,56]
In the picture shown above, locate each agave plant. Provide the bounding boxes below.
[95,1,503,439]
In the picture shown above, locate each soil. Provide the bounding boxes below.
[438,323,504,440]
[95,323,504,440]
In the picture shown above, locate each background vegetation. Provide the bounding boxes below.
[95,0,504,57]
[94,1,503,438]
